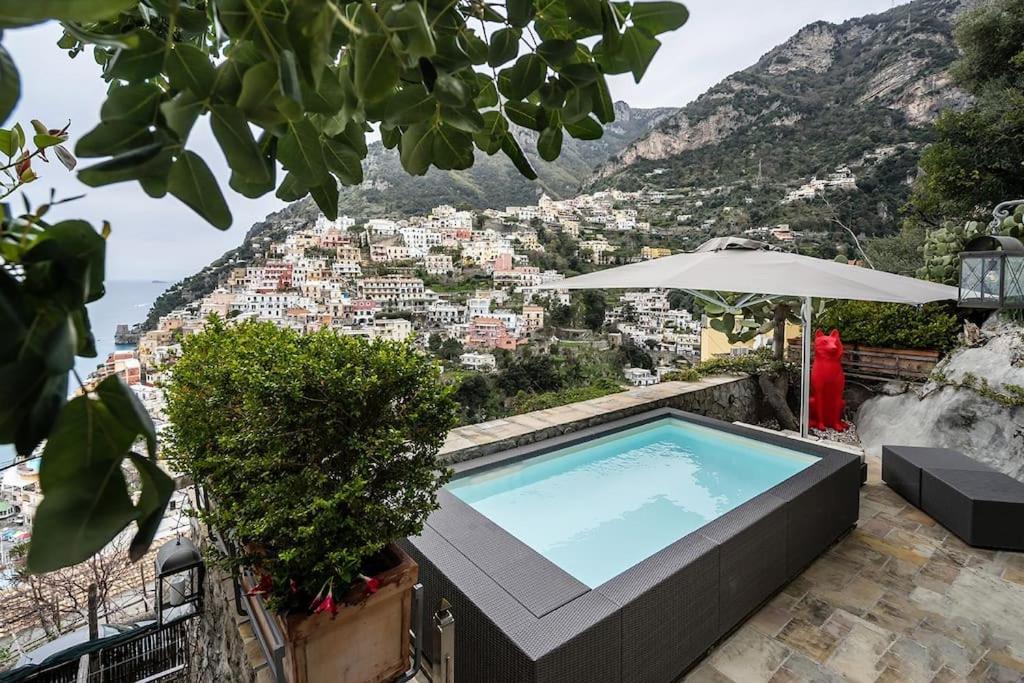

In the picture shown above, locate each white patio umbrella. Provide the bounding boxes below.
[535,237,959,437]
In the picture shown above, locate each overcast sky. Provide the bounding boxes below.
[5,0,909,281]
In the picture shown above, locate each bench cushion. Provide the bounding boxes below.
[921,468,1024,551]
[882,445,991,507]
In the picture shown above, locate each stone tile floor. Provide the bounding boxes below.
[681,453,1024,683]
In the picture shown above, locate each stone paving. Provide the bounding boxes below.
[681,452,1024,683]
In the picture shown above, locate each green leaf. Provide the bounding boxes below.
[0,0,135,23]
[498,54,545,100]
[537,39,577,65]
[504,100,542,130]
[167,151,232,229]
[558,62,600,87]
[620,26,660,82]
[565,0,603,30]
[537,126,562,161]
[323,137,363,185]
[386,2,436,59]
[629,1,689,34]
[33,133,64,150]
[501,133,537,179]
[210,105,271,184]
[161,91,204,142]
[277,49,303,108]
[565,115,603,140]
[431,124,474,170]
[236,61,284,125]
[473,110,508,155]
[94,375,156,457]
[77,144,172,187]
[125,451,174,562]
[309,176,339,220]
[354,34,400,102]
[278,119,330,187]
[433,73,470,107]
[106,29,166,81]
[276,172,308,201]
[505,0,535,28]
[76,121,155,158]
[589,77,615,123]
[27,395,137,573]
[399,123,434,175]
[488,28,520,68]
[474,78,498,108]
[0,45,19,124]
[562,86,593,123]
[101,83,163,124]
[167,43,216,98]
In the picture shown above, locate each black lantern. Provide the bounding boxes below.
[155,537,205,625]
[958,234,1024,309]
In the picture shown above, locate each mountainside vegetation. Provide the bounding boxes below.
[591,0,971,239]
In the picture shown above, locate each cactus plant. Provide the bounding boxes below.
[917,212,1023,285]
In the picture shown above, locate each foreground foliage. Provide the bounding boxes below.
[165,320,457,610]
[815,301,960,353]
[0,0,687,572]
[910,0,1024,222]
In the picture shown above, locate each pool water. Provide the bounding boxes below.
[446,418,817,588]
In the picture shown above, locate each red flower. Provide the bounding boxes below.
[15,155,31,177]
[246,573,273,596]
[314,593,337,616]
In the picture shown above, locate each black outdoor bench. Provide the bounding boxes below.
[882,445,1024,551]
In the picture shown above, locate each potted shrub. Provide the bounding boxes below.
[165,320,457,682]
[790,301,960,380]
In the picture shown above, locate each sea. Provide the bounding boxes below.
[0,280,170,468]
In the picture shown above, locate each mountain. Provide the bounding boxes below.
[335,101,673,217]
[141,102,670,329]
[589,0,973,237]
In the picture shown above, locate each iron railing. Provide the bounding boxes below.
[2,616,193,683]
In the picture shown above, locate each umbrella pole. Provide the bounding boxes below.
[800,296,812,438]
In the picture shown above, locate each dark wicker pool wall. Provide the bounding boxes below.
[401,408,861,683]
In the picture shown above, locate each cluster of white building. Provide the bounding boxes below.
[781,166,857,203]
[606,290,702,359]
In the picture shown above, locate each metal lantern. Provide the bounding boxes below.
[958,234,1024,309]
[155,537,205,625]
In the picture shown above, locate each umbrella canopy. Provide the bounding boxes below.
[535,237,960,438]
[536,237,958,304]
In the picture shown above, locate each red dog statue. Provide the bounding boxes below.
[808,329,847,432]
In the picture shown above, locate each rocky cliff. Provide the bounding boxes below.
[590,0,974,237]
[857,316,1024,480]
[335,101,673,218]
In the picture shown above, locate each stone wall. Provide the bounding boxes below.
[191,541,270,683]
[439,375,762,464]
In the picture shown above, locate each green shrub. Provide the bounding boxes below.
[509,379,624,414]
[661,350,788,382]
[165,320,457,612]
[815,300,960,352]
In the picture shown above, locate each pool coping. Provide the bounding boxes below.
[403,408,861,683]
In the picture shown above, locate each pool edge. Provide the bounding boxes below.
[404,408,861,683]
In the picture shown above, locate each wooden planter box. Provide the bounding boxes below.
[245,543,418,683]
[788,337,941,381]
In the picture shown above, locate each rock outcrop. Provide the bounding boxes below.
[857,316,1024,480]
[592,0,971,182]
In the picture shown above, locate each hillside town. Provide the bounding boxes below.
[90,187,804,399]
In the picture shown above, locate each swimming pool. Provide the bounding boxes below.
[447,418,817,587]
[404,409,860,683]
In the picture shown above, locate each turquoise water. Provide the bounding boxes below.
[447,418,817,588]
